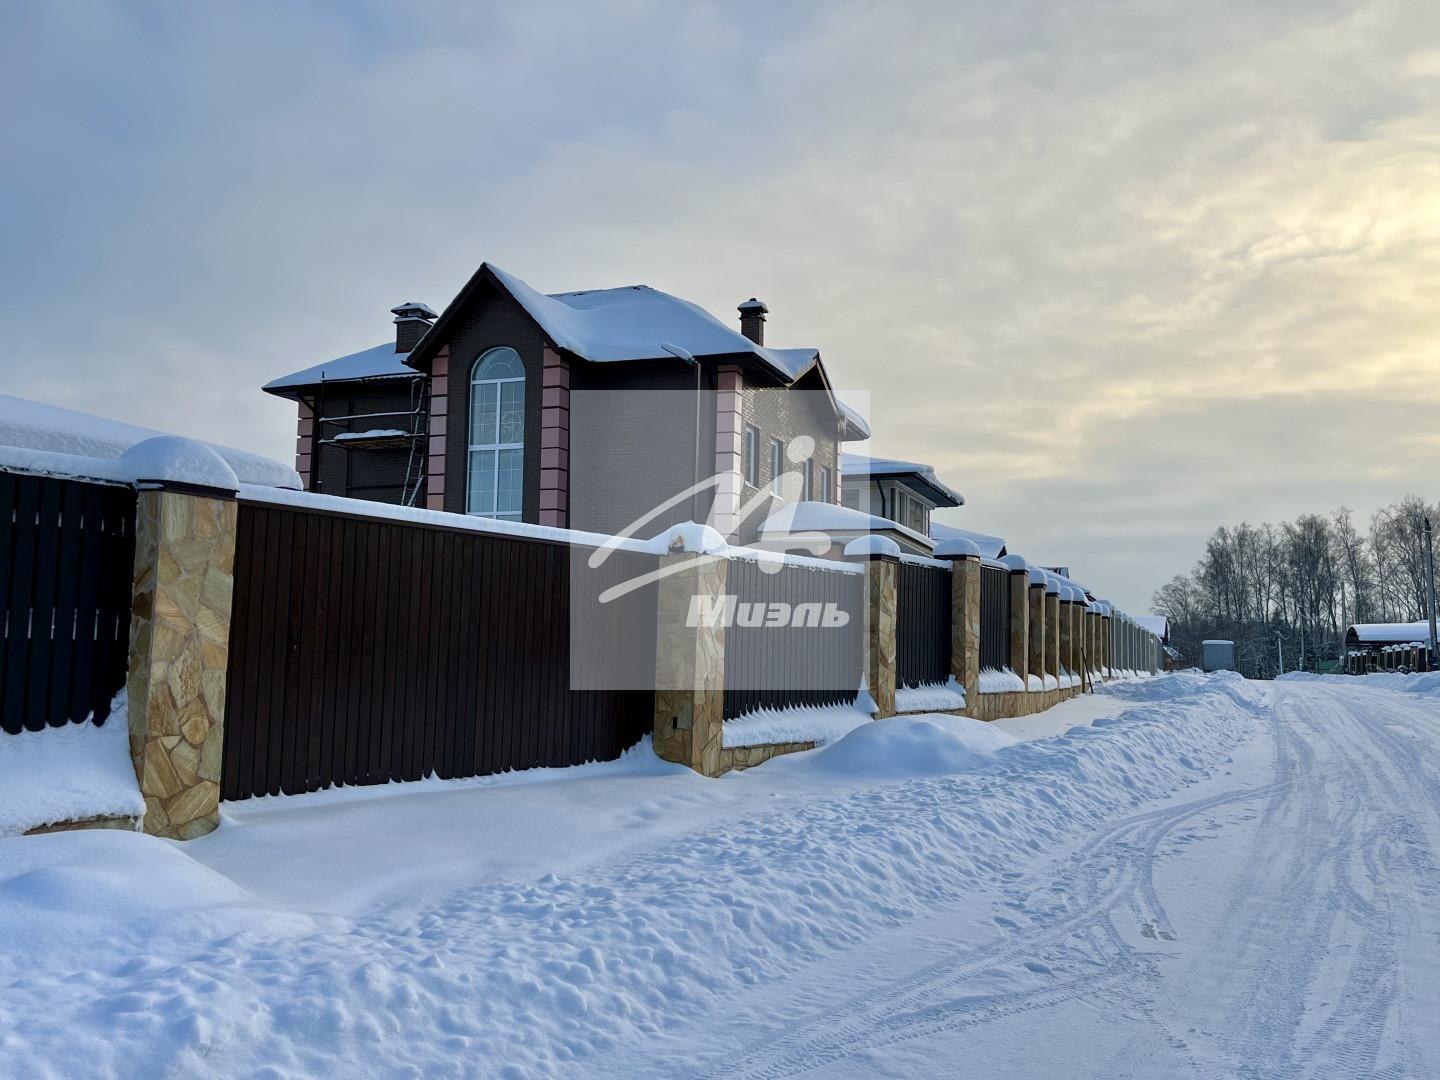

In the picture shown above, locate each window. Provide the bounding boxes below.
[900,491,926,533]
[769,438,785,493]
[467,347,525,520]
[801,459,813,501]
[818,464,833,504]
[743,424,760,487]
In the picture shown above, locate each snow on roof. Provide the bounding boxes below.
[930,522,1006,559]
[1346,621,1436,643]
[840,453,964,507]
[760,500,933,550]
[489,265,820,382]
[0,393,298,489]
[836,401,871,441]
[263,342,417,392]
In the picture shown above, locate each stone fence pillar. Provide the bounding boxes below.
[1045,587,1060,684]
[1058,594,1075,689]
[937,540,981,711]
[127,460,238,839]
[1007,561,1030,686]
[652,550,728,777]
[1027,579,1047,690]
[846,542,898,719]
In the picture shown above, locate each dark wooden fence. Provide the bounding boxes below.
[896,559,951,688]
[722,557,864,720]
[1,470,136,735]
[221,498,657,799]
[980,564,1011,672]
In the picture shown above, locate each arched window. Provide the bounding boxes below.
[467,347,525,520]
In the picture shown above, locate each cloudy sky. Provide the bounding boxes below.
[4,0,1439,610]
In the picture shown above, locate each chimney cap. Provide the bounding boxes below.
[737,298,768,315]
[391,301,438,321]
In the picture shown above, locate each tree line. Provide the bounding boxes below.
[1152,495,1438,678]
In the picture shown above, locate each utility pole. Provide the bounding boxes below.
[1275,631,1284,677]
[1425,515,1438,669]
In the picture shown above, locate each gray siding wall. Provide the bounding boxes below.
[568,360,718,538]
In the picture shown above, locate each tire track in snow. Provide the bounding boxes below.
[705,748,1288,1079]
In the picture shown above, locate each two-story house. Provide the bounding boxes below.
[263,263,869,542]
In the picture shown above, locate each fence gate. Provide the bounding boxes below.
[0,470,136,734]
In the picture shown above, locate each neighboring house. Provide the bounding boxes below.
[263,265,867,542]
[930,521,1007,559]
[839,453,963,536]
[762,455,998,560]
[758,500,938,559]
[1343,621,1435,657]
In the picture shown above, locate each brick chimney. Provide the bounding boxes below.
[738,298,768,345]
[392,301,438,353]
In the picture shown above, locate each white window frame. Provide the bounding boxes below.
[467,347,526,521]
[769,438,785,493]
[743,424,760,488]
[818,464,833,504]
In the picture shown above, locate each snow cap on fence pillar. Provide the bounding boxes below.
[844,534,901,558]
[119,436,239,495]
[933,537,981,560]
[649,521,727,555]
[998,554,1028,574]
[1027,565,1047,587]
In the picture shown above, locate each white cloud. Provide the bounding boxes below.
[3,0,1439,611]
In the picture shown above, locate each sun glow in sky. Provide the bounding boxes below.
[4,0,1439,610]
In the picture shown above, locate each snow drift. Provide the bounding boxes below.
[0,673,1268,1078]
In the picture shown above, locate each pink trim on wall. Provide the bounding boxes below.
[713,365,744,537]
[539,347,570,527]
[296,401,314,490]
[425,346,450,510]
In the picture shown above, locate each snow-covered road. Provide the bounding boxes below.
[617,676,1440,1079]
[2,673,1437,1078]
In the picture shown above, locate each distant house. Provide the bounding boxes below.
[758,500,937,558]
[761,454,1011,561]
[930,521,1007,559]
[262,264,868,542]
[1343,621,1435,658]
[839,453,963,537]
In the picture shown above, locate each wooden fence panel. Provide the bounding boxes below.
[721,557,864,721]
[980,564,1011,672]
[222,500,657,799]
[0,470,135,735]
[896,559,951,688]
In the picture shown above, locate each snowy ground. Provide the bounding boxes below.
[2,672,1438,1078]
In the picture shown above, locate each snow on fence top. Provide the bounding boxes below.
[240,488,865,574]
[0,393,299,489]
[899,552,953,571]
